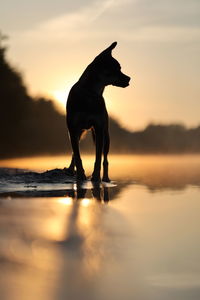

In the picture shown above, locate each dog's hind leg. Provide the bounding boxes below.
[102,130,110,182]
[69,130,87,181]
[91,127,103,182]
[65,131,83,176]
[65,155,75,176]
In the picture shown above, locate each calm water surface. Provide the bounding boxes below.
[0,155,200,300]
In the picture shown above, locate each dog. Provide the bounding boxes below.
[66,42,130,182]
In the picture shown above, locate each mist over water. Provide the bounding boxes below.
[1,154,200,190]
[0,155,200,300]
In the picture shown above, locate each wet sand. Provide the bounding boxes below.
[0,155,200,300]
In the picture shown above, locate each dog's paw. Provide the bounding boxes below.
[91,175,101,183]
[76,173,87,181]
[102,176,111,183]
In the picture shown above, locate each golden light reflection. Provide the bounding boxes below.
[80,198,92,207]
[33,197,74,242]
[58,197,73,206]
[76,196,105,278]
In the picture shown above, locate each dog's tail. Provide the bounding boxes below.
[80,129,95,144]
[80,129,87,140]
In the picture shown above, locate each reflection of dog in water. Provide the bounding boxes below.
[66,183,110,202]
[66,42,130,182]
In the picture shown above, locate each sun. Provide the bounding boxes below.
[51,87,71,113]
[51,76,77,111]
[52,89,68,107]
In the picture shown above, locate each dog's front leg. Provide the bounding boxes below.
[102,130,110,182]
[69,130,86,181]
[91,127,103,182]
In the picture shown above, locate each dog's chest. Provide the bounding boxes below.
[86,96,105,113]
[69,87,106,113]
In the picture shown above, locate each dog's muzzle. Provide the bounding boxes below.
[112,73,131,88]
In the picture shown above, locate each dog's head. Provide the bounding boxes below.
[92,42,131,88]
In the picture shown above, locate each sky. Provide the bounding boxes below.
[1,0,200,130]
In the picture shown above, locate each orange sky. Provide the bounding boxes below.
[1,0,200,130]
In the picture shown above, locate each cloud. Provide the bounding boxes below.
[121,26,200,43]
[12,0,132,42]
[12,0,200,47]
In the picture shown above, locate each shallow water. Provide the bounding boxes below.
[0,155,200,300]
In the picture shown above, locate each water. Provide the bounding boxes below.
[0,155,200,300]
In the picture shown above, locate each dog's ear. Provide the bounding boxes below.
[106,41,117,52]
[95,42,117,61]
[102,41,117,55]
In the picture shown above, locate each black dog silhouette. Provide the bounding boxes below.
[66,42,130,182]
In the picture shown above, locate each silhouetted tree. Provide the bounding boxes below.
[0,40,68,157]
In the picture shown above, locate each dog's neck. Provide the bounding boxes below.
[78,66,106,96]
[80,80,105,96]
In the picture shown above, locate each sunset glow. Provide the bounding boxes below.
[52,89,68,110]
[2,0,199,130]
